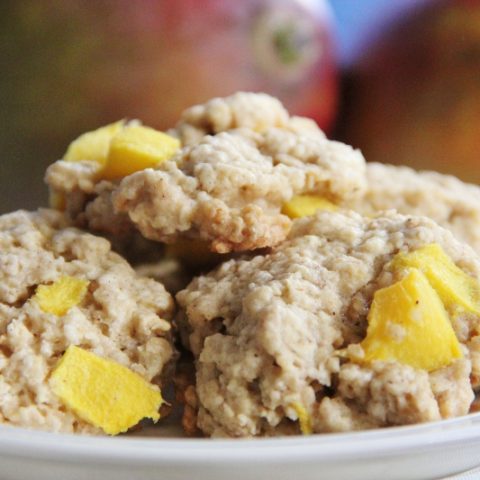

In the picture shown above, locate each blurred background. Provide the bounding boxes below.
[1,0,479,214]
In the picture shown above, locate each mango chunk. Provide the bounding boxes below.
[51,346,162,435]
[360,269,463,371]
[34,276,89,316]
[49,190,66,211]
[290,402,313,435]
[391,243,480,316]
[64,120,125,166]
[281,195,338,219]
[102,125,180,180]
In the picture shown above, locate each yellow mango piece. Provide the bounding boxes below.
[49,190,66,211]
[34,276,89,316]
[360,269,463,371]
[391,243,480,316]
[102,125,180,180]
[281,195,338,219]
[64,120,125,166]
[51,346,162,435]
[290,402,313,435]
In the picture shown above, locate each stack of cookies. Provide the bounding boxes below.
[2,92,480,437]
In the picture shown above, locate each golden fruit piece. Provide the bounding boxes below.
[102,125,180,180]
[64,120,125,166]
[34,276,89,316]
[48,190,66,211]
[359,269,463,372]
[391,243,480,316]
[281,195,337,219]
[51,346,162,435]
[290,402,313,435]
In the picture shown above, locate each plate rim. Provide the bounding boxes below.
[0,413,480,465]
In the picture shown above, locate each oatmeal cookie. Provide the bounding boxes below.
[46,92,366,253]
[44,93,321,239]
[0,209,175,433]
[354,162,480,253]
[176,210,480,437]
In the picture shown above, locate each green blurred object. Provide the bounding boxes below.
[0,0,337,214]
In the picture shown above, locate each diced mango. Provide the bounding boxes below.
[391,243,480,316]
[50,346,162,435]
[64,120,125,166]
[281,195,338,219]
[34,276,89,316]
[290,402,313,435]
[359,269,463,371]
[49,190,66,211]
[102,125,180,180]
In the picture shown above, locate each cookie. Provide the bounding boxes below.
[0,209,175,433]
[45,92,366,253]
[176,210,480,437]
[354,162,480,252]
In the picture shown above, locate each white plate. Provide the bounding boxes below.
[1,413,480,480]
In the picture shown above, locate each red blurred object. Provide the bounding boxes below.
[0,0,337,212]
[1,0,337,142]
[340,0,480,183]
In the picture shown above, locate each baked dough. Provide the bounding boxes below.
[176,210,480,437]
[45,93,366,253]
[355,162,480,253]
[0,209,175,433]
